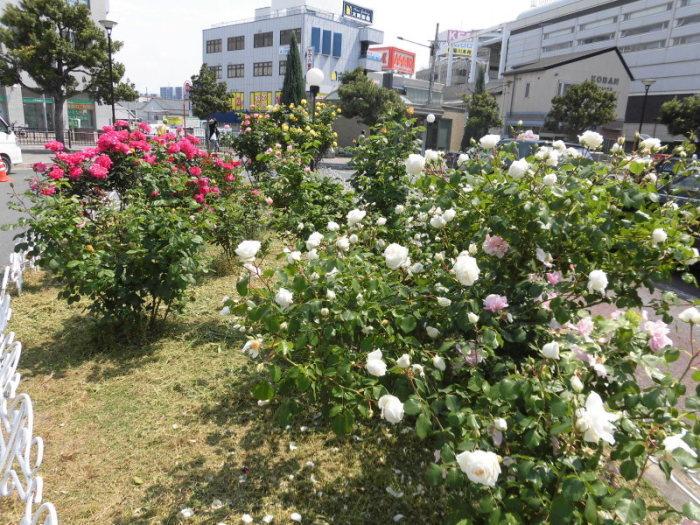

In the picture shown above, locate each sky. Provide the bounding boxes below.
[108,0,533,92]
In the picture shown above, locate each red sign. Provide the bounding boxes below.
[370,46,416,75]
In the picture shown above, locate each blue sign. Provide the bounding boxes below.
[342,1,373,24]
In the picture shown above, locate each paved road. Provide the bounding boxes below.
[0,153,40,260]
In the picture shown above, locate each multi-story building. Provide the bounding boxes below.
[160,87,175,100]
[202,0,383,110]
[490,0,700,141]
[0,0,112,130]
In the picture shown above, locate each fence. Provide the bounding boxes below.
[15,128,99,149]
[0,251,58,525]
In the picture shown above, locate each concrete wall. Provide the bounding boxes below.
[332,115,368,148]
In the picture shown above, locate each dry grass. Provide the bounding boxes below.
[0,256,674,524]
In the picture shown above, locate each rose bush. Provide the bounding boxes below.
[224,133,699,522]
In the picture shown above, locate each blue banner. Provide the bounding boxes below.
[342,1,373,24]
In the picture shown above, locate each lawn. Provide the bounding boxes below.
[0,252,674,524]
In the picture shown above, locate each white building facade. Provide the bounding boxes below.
[498,0,700,140]
[202,0,383,110]
[0,0,112,131]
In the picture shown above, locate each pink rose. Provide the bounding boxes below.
[47,167,64,180]
[546,271,562,285]
[483,234,510,259]
[44,140,64,152]
[644,320,672,352]
[32,162,48,173]
[189,166,202,177]
[483,294,509,313]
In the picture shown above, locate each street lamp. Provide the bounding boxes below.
[637,78,656,149]
[99,19,118,125]
[306,67,324,121]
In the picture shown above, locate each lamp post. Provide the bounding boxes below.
[637,78,656,148]
[306,67,324,121]
[424,113,436,153]
[99,19,118,125]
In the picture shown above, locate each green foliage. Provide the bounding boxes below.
[460,69,501,151]
[86,60,139,105]
[227,138,699,523]
[338,68,405,126]
[189,64,230,120]
[545,80,617,139]
[0,0,135,142]
[280,33,305,106]
[350,110,423,215]
[231,101,338,176]
[659,95,700,139]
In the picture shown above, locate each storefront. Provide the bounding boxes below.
[22,88,55,131]
[67,98,96,129]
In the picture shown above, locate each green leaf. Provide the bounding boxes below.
[398,315,417,333]
[584,495,598,524]
[620,460,638,480]
[550,495,573,524]
[683,502,700,521]
[664,348,680,363]
[416,413,432,439]
[403,397,422,416]
[615,498,646,524]
[65,260,81,268]
[236,274,250,296]
[331,410,355,436]
[252,381,275,401]
[425,463,443,486]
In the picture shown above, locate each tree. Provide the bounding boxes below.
[0,0,136,143]
[659,95,700,139]
[86,61,139,106]
[280,33,304,106]
[189,64,230,121]
[460,67,501,150]
[338,68,405,126]
[544,80,616,139]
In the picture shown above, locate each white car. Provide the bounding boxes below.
[0,116,23,173]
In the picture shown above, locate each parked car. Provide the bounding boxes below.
[0,116,23,173]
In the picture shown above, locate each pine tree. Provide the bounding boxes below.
[544,80,616,139]
[0,0,136,143]
[338,68,405,126]
[189,64,230,120]
[281,33,305,106]
[659,95,700,139]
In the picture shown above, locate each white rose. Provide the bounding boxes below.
[320,307,329,317]
[384,243,410,270]
[457,153,470,166]
[394,204,405,214]
[468,312,479,324]
[468,243,478,255]
[326,289,336,300]
[346,209,366,227]
[565,147,581,159]
[235,240,261,263]
[639,137,661,153]
[306,249,319,261]
[376,217,387,226]
[433,355,446,371]
[678,307,700,324]
[578,130,604,150]
[479,134,501,150]
[426,326,440,339]
[327,221,340,231]
[543,173,557,186]
[242,339,263,358]
[611,143,623,154]
[587,270,608,294]
[425,149,440,162]
[442,209,456,223]
[541,341,560,360]
[366,349,387,377]
[275,288,294,310]
[663,430,697,459]
[651,228,667,245]
[430,215,447,229]
[411,364,425,377]
[536,247,553,267]
[494,418,508,431]
[435,252,445,262]
[349,234,359,244]
[552,140,566,152]
[453,253,480,286]
[546,151,559,167]
[405,154,426,177]
[508,159,529,179]
[306,231,324,251]
[408,262,424,274]
[575,392,619,445]
[396,353,411,368]
[297,222,304,230]
[437,297,452,307]
[336,236,350,251]
[378,395,404,424]
[570,375,584,393]
[456,450,501,487]
[287,250,302,264]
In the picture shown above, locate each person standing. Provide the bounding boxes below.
[208,118,220,153]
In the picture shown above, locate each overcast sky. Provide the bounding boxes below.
[108,0,533,92]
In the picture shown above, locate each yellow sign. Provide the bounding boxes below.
[453,46,472,57]
[274,91,282,105]
[230,92,244,111]
[250,91,272,108]
[164,115,184,125]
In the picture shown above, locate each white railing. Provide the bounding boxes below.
[0,250,58,525]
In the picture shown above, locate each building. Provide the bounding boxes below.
[160,87,175,100]
[175,86,183,100]
[0,0,112,131]
[202,0,384,110]
[370,46,416,75]
[484,0,700,141]
[501,47,633,139]
[119,97,192,126]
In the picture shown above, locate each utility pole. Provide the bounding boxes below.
[427,23,439,107]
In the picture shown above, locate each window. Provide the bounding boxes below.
[681,0,700,6]
[279,60,287,76]
[322,30,332,55]
[620,39,666,52]
[332,32,342,57]
[524,82,530,98]
[254,31,273,48]
[672,32,700,45]
[311,27,321,53]
[578,32,616,45]
[543,26,574,39]
[580,16,618,31]
[677,13,700,26]
[253,61,272,76]
[209,65,222,79]
[228,36,244,51]
[280,28,302,46]
[621,21,669,37]
[227,64,244,78]
[542,41,572,52]
[622,3,672,20]
[206,39,222,53]
[557,82,573,96]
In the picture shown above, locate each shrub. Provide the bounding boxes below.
[225,135,699,523]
